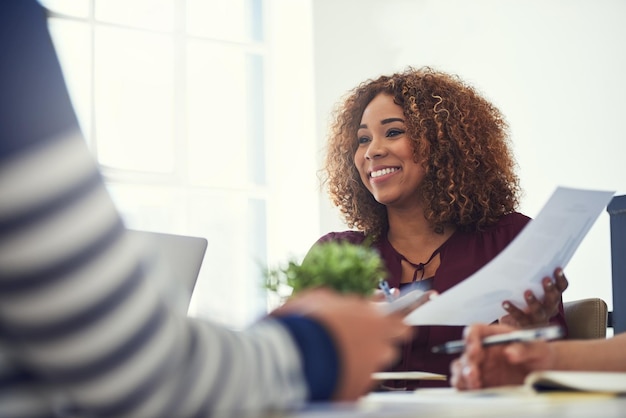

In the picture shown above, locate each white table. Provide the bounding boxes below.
[286,388,626,418]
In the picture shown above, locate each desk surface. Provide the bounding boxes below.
[285,389,626,418]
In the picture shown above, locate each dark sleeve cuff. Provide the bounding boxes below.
[275,315,340,401]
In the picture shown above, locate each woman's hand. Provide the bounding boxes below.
[499,268,569,327]
[371,287,438,317]
[370,286,400,302]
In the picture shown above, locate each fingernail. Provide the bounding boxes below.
[557,270,565,279]
[462,365,471,377]
[502,302,511,310]
[545,280,554,288]
[463,326,470,338]
[525,292,534,301]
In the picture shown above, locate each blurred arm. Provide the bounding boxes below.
[0,1,338,416]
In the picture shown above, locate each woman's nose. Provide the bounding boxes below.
[364,137,386,160]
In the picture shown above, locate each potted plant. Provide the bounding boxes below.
[264,241,387,298]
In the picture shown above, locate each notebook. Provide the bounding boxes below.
[523,370,626,394]
[127,229,208,312]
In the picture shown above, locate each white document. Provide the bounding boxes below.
[404,186,615,326]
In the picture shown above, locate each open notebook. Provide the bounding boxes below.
[127,229,208,313]
[523,371,626,394]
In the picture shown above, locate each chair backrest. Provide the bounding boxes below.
[563,298,608,339]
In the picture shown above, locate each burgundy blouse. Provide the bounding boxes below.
[314,212,568,389]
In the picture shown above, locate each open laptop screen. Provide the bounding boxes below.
[127,229,208,314]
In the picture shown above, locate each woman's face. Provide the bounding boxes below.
[354,93,426,209]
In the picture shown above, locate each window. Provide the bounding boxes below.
[43,0,319,329]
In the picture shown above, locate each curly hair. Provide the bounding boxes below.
[323,66,521,237]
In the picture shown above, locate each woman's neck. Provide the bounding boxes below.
[386,207,455,263]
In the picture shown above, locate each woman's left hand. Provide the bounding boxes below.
[499,268,569,327]
[370,287,399,302]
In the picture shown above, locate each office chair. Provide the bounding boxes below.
[563,298,608,339]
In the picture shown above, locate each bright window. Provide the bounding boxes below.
[43,0,319,329]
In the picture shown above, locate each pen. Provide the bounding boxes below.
[431,325,564,354]
[382,288,427,315]
[378,280,394,303]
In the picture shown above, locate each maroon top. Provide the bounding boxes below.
[314,212,568,390]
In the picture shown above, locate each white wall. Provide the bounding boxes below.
[311,0,626,309]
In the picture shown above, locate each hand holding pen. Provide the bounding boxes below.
[449,323,563,390]
[376,280,438,316]
[377,280,395,303]
[433,324,563,354]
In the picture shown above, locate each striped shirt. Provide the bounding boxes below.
[0,2,337,417]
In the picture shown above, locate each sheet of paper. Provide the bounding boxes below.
[404,186,615,326]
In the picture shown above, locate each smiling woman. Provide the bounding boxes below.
[41,0,320,328]
[308,66,569,391]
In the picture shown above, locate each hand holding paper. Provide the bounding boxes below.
[404,186,615,326]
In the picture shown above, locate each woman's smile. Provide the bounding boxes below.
[369,166,401,181]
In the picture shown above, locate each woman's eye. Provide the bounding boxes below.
[357,136,370,144]
[387,128,404,137]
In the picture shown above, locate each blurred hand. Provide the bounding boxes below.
[271,288,412,401]
[450,323,556,390]
[499,268,569,327]
[371,287,438,318]
[370,287,399,302]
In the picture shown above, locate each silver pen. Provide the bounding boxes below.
[431,325,565,354]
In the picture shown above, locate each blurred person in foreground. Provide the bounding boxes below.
[449,292,626,389]
[0,1,430,417]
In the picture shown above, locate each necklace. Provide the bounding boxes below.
[393,246,442,282]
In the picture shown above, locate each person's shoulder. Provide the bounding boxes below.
[315,230,367,245]
[476,211,530,239]
[495,211,532,231]
[457,212,531,239]
[450,212,530,250]
[497,211,531,227]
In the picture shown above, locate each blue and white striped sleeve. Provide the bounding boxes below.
[0,1,338,416]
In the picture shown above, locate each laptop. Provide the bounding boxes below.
[127,229,208,313]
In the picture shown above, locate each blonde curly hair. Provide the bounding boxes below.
[323,66,521,237]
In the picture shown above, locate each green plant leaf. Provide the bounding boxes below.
[263,241,387,296]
